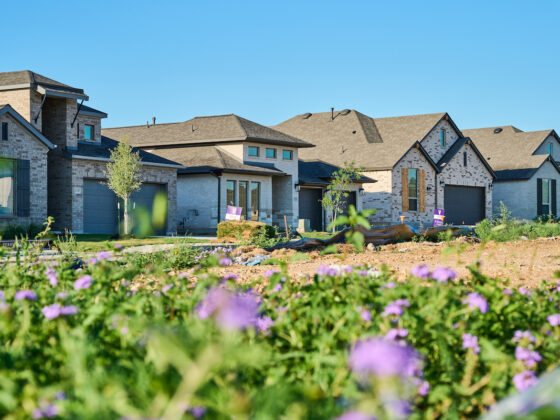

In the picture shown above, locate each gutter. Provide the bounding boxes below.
[69,154,185,169]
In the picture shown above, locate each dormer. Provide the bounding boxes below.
[76,105,108,144]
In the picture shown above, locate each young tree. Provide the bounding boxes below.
[105,137,142,235]
[322,161,364,233]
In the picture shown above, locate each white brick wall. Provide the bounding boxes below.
[362,170,392,224]
[421,119,460,163]
[533,134,560,160]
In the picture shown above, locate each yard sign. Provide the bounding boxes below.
[433,209,445,227]
[225,205,242,221]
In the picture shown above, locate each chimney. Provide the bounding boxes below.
[152,116,156,126]
[146,121,149,128]
[331,107,334,121]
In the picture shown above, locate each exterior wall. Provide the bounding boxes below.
[219,173,273,226]
[0,89,32,125]
[533,134,560,161]
[421,119,460,163]
[0,113,49,226]
[493,161,560,220]
[52,159,177,234]
[217,144,244,161]
[392,148,437,227]
[437,143,493,219]
[176,174,219,233]
[323,183,365,228]
[362,170,392,224]
[76,115,102,143]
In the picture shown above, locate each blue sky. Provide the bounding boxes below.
[4,1,559,131]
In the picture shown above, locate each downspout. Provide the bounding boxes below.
[210,171,221,224]
[435,172,438,210]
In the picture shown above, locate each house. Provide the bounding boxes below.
[0,70,181,234]
[102,114,315,233]
[274,110,496,227]
[462,126,560,220]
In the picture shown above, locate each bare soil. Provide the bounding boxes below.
[216,237,560,287]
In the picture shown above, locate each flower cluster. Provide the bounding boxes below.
[463,292,489,314]
[511,329,541,391]
[410,264,457,283]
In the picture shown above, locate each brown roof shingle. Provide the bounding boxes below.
[0,70,84,94]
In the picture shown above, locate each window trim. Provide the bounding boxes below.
[548,143,553,155]
[408,168,418,212]
[282,149,293,160]
[84,124,94,141]
[247,146,259,157]
[440,129,446,147]
[542,178,552,215]
[1,122,7,141]
[265,148,276,159]
[226,180,236,207]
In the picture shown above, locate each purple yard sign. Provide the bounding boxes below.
[225,205,242,221]
[433,209,445,227]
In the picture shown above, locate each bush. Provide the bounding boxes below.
[217,220,276,243]
[0,223,43,240]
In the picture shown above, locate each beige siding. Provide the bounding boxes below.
[362,170,392,224]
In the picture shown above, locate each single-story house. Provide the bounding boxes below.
[463,126,560,220]
[273,110,496,227]
[0,70,181,234]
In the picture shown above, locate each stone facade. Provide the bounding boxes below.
[420,118,460,163]
[0,112,49,226]
[76,115,102,143]
[176,174,219,233]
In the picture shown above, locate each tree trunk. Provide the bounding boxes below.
[124,196,129,235]
[332,210,337,233]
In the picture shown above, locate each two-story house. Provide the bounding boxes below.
[463,126,560,220]
[274,110,496,227]
[0,70,182,234]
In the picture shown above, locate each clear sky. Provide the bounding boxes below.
[4,1,559,132]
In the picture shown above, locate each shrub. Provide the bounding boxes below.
[217,220,276,243]
[0,223,43,240]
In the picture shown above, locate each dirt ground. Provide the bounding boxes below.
[216,237,560,287]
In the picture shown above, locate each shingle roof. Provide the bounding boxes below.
[0,70,84,94]
[436,137,496,179]
[102,114,314,149]
[462,126,560,180]
[298,160,375,186]
[65,136,183,167]
[272,110,448,169]
[78,104,108,118]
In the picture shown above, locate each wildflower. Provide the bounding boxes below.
[162,284,174,293]
[276,306,288,312]
[317,264,338,276]
[518,286,531,296]
[55,392,66,400]
[42,304,78,320]
[547,314,560,326]
[385,328,408,341]
[418,380,430,396]
[15,290,37,301]
[272,283,282,292]
[411,264,430,279]
[32,403,57,418]
[45,267,58,286]
[256,316,275,333]
[504,288,512,295]
[349,337,420,378]
[60,305,78,315]
[463,292,488,314]
[513,330,536,343]
[360,310,371,322]
[431,266,457,283]
[74,275,93,290]
[382,302,403,317]
[178,271,189,278]
[513,370,538,392]
[218,257,232,266]
[515,346,542,367]
[462,333,480,354]
[393,298,410,307]
[114,244,123,250]
[96,250,111,260]
[334,411,376,420]
[380,281,396,289]
[388,399,411,418]
[264,269,279,277]
[190,406,206,418]
[54,291,68,300]
[196,287,260,330]
[358,270,368,276]
[222,273,238,282]
[86,257,98,265]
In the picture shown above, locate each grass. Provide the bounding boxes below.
[299,231,333,240]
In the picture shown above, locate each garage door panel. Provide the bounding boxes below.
[128,183,168,236]
[83,180,118,234]
[299,189,323,232]
[444,185,485,225]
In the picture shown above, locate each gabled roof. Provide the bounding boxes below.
[298,160,375,186]
[65,136,183,168]
[0,104,55,149]
[437,137,496,179]
[0,70,88,100]
[78,104,108,119]
[272,110,451,170]
[102,114,314,149]
[462,126,560,180]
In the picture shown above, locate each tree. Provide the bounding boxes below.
[321,161,364,233]
[105,137,142,235]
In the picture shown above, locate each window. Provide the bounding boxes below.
[408,169,418,211]
[265,148,276,159]
[0,159,15,215]
[238,181,248,219]
[248,146,259,157]
[463,151,468,167]
[84,124,94,140]
[440,129,446,147]
[282,150,293,160]
[226,180,236,206]
[1,122,7,141]
[548,143,553,155]
[542,178,551,215]
[250,182,260,221]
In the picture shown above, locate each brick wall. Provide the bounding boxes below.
[362,170,392,224]
[0,113,49,226]
[421,119,460,163]
[76,115,102,143]
[0,90,32,124]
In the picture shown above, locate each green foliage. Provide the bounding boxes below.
[217,221,276,244]
[328,205,376,251]
[0,223,43,240]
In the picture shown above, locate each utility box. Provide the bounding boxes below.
[297,218,310,233]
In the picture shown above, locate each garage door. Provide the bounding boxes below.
[299,188,323,232]
[129,183,168,235]
[83,180,118,234]
[444,185,485,225]
[340,192,357,216]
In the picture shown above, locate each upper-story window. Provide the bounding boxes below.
[282,150,293,160]
[408,169,418,211]
[440,129,446,147]
[548,143,553,155]
[84,124,94,141]
[1,122,7,141]
[265,148,276,159]
[248,146,259,157]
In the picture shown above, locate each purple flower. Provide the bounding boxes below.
[15,290,37,301]
[190,406,206,418]
[358,270,368,276]
[518,286,531,296]
[343,266,353,274]
[264,269,279,278]
[86,257,98,265]
[513,330,536,343]
[32,403,57,418]
[222,273,238,282]
[74,275,93,290]
[463,292,488,314]
[55,292,68,300]
[547,314,560,326]
[61,305,78,315]
[360,310,371,322]
[503,288,512,295]
[42,303,62,320]
[349,337,420,378]
[178,271,189,278]
[114,244,123,250]
[431,266,457,283]
[513,370,538,392]
[515,346,541,367]
[45,267,58,286]
[385,328,408,341]
[55,392,66,400]
[393,298,410,307]
[256,316,275,333]
[388,399,411,418]
[317,264,338,276]
[272,283,282,292]
[219,257,232,266]
[462,333,480,354]
[276,306,288,312]
[162,284,174,293]
[380,281,396,289]
[418,380,430,396]
[383,302,404,317]
[334,410,376,420]
[196,287,260,330]
[411,264,431,279]
[96,250,111,260]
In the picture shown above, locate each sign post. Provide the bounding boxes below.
[225,206,242,221]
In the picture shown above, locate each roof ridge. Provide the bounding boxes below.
[102,121,185,130]
[231,114,249,139]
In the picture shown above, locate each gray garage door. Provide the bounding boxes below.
[444,185,485,225]
[129,183,168,235]
[299,188,324,231]
[83,180,118,234]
